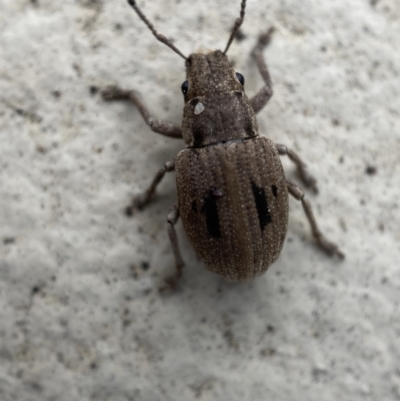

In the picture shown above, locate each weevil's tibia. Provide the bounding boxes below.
[127,0,187,60]
[287,180,345,259]
[223,0,247,54]
[250,28,275,113]
[276,144,318,192]
[101,86,182,139]
[165,204,185,287]
[127,160,175,214]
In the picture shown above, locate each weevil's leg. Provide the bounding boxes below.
[276,144,318,193]
[287,180,345,259]
[250,27,275,114]
[128,160,175,213]
[165,204,185,287]
[101,86,182,139]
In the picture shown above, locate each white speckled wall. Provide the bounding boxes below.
[0,1,399,400]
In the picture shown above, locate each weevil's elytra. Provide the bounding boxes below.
[102,0,344,285]
[176,136,288,280]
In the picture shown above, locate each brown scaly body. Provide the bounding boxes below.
[102,0,344,287]
[176,50,288,280]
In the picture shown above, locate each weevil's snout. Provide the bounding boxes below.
[182,51,244,101]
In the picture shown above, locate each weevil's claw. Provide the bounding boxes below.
[316,236,345,260]
[257,27,275,47]
[333,246,345,260]
[123,194,149,217]
[251,28,275,60]
[159,269,183,294]
[132,194,150,210]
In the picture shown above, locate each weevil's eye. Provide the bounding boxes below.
[236,72,245,86]
[181,80,189,95]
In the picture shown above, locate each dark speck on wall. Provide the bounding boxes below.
[365,165,377,175]
[141,261,150,271]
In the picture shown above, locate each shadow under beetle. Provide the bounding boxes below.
[102,0,344,284]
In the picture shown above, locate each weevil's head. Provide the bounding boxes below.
[180,50,257,147]
[181,50,245,101]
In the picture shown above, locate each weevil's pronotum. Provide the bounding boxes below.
[102,0,344,283]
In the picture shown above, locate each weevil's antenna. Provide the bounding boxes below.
[223,0,246,54]
[127,0,188,61]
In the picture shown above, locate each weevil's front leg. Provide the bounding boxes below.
[128,160,175,214]
[250,27,275,114]
[165,204,185,287]
[276,144,318,193]
[101,86,182,139]
[287,180,345,259]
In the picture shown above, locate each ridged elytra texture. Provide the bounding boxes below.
[176,136,289,281]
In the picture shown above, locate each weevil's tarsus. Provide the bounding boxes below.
[101,86,182,139]
[276,144,318,193]
[129,160,175,211]
[287,180,345,259]
[158,204,185,292]
[127,0,188,60]
[250,27,275,113]
[223,0,247,55]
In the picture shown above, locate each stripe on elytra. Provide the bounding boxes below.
[251,182,272,230]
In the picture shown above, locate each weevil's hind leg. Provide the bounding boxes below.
[101,86,182,139]
[250,27,275,114]
[164,204,185,288]
[276,144,318,193]
[127,160,175,214]
[287,180,345,259]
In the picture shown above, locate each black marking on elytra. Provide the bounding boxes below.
[191,200,197,212]
[201,187,223,238]
[271,185,278,198]
[251,182,272,230]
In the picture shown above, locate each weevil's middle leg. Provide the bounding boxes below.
[276,144,318,193]
[127,160,175,214]
[101,86,182,139]
[250,27,275,114]
[287,180,344,259]
[164,204,185,288]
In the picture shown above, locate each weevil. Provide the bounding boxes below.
[102,0,344,284]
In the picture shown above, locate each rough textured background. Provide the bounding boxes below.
[1,0,399,400]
